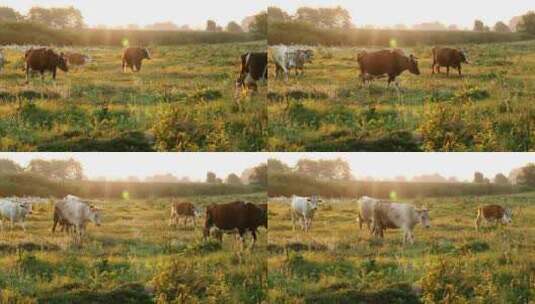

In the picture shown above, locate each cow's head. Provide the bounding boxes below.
[19,202,33,215]
[58,52,69,72]
[143,48,151,60]
[89,205,102,226]
[459,50,469,64]
[307,196,322,210]
[194,207,205,218]
[301,49,314,63]
[417,208,431,228]
[501,208,513,224]
[407,54,420,75]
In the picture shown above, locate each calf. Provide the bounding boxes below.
[371,202,431,245]
[203,201,267,249]
[236,52,267,93]
[357,49,420,86]
[432,47,469,76]
[290,195,322,232]
[25,48,68,82]
[169,201,202,228]
[475,205,512,231]
[0,199,33,231]
[122,47,151,72]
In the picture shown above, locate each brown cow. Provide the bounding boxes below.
[64,52,90,66]
[203,201,267,249]
[169,202,201,228]
[25,48,68,82]
[475,205,512,231]
[236,52,267,93]
[432,47,469,76]
[122,47,151,72]
[357,49,420,86]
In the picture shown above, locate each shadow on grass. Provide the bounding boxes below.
[37,131,154,152]
[39,283,152,304]
[306,130,422,152]
[305,284,421,304]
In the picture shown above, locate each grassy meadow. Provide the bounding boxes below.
[0,192,267,303]
[267,40,535,151]
[268,193,535,303]
[0,41,266,151]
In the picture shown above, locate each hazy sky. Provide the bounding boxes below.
[3,0,268,28]
[269,0,533,28]
[0,153,268,181]
[271,153,535,181]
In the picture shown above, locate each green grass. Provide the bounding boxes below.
[0,41,266,151]
[268,192,535,303]
[267,40,535,151]
[0,192,267,303]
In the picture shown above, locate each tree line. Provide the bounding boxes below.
[268,158,535,198]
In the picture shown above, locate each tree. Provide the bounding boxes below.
[145,21,179,31]
[27,6,84,29]
[249,11,267,37]
[0,6,21,22]
[0,159,22,175]
[267,159,291,175]
[517,11,535,35]
[206,20,217,32]
[226,173,242,185]
[226,21,243,33]
[448,24,459,31]
[27,158,83,181]
[206,172,217,183]
[494,173,509,184]
[295,158,352,181]
[473,172,485,183]
[268,6,290,24]
[145,173,179,183]
[517,163,535,188]
[295,6,352,29]
[473,20,486,32]
[250,163,267,187]
[494,21,511,33]
[412,21,447,31]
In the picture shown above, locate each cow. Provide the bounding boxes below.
[64,52,91,66]
[24,48,68,82]
[53,195,101,243]
[122,47,151,72]
[357,49,420,86]
[236,52,267,94]
[475,205,512,231]
[203,201,267,249]
[371,202,431,245]
[290,195,322,232]
[0,199,33,231]
[169,201,202,228]
[52,204,75,233]
[432,47,469,76]
[271,45,313,80]
[356,196,381,231]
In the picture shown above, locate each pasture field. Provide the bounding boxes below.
[267,193,535,303]
[267,40,535,152]
[0,192,267,303]
[0,41,266,152]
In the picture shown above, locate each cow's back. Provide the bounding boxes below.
[123,48,142,62]
[479,205,505,220]
[358,50,396,76]
[206,201,247,230]
[26,48,56,70]
[435,48,459,65]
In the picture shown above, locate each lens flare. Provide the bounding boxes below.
[122,38,129,48]
[389,39,398,48]
[389,191,397,201]
[122,190,130,200]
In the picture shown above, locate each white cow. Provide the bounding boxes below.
[54,195,101,242]
[371,202,431,245]
[0,198,33,231]
[271,45,313,80]
[290,195,322,232]
[356,196,382,231]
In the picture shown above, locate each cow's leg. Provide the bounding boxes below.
[431,62,435,74]
[437,66,441,74]
[458,65,462,76]
[446,66,450,76]
[291,210,296,231]
[250,230,257,249]
[52,218,58,233]
[475,213,482,231]
[52,67,57,80]
[26,65,30,83]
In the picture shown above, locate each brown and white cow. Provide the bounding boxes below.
[371,201,431,245]
[122,47,151,72]
[236,52,267,94]
[357,49,420,86]
[169,201,202,228]
[203,201,267,249]
[25,48,68,82]
[432,47,469,76]
[475,204,512,231]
